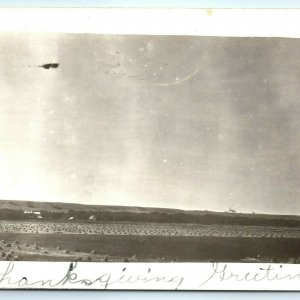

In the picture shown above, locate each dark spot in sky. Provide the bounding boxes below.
[38,63,59,70]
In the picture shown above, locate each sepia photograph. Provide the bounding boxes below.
[0,29,300,267]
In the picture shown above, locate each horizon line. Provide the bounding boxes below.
[0,198,299,217]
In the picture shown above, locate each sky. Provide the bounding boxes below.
[0,33,300,214]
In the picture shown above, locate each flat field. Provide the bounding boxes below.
[0,232,300,263]
[1,220,300,238]
[0,220,299,262]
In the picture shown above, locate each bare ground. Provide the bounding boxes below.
[0,232,300,263]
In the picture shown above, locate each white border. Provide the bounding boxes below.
[0,261,299,290]
[0,8,300,291]
[0,8,299,37]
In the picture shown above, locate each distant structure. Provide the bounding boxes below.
[68,216,74,221]
[89,215,97,221]
[228,208,237,214]
[23,210,43,219]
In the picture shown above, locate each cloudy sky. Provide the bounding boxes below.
[0,33,300,214]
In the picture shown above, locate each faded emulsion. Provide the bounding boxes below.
[0,33,300,265]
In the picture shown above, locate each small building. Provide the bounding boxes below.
[89,215,96,221]
[24,210,42,219]
[68,216,74,220]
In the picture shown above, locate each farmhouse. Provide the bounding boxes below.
[23,210,43,219]
[89,215,97,221]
